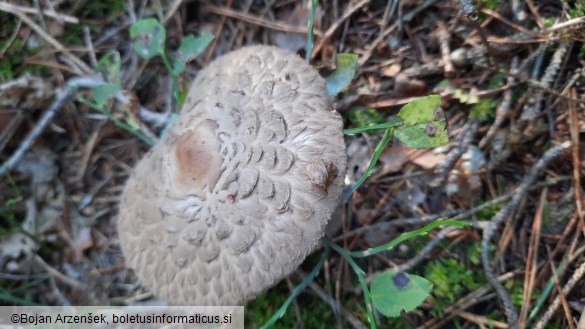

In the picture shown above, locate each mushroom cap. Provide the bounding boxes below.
[118,45,347,305]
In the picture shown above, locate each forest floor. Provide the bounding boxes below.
[0,0,584,328]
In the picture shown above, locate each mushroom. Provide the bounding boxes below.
[118,45,347,305]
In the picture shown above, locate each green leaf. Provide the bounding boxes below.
[325,53,358,97]
[130,18,166,60]
[96,51,121,86]
[172,33,214,75]
[395,95,449,149]
[453,88,479,104]
[370,271,433,317]
[92,83,120,106]
[397,95,442,125]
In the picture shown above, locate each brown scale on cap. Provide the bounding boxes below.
[118,45,347,306]
[172,120,222,192]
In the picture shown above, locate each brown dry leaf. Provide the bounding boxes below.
[72,227,93,262]
[346,138,372,179]
[402,0,423,7]
[446,170,482,208]
[0,200,39,273]
[0,111,14,131]
[460,145,487,174]
[393,73,427,98]
[115,90,142,130]
[382,63,401,77]
[379,146,426,173]
[16,147,59,201]
[272,2,322,52]
[46,20,65,37]
[0,74,53,109]
[411,151,447,170]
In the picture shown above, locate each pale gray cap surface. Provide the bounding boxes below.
[118,45,347,305]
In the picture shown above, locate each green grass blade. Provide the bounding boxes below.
[343,119,402,135]
[350,219,470,258]
[77,98,155,146]
[325,238,377,329]
[305,0,317,62]
[260,246,329,329]
[342,128,394,203]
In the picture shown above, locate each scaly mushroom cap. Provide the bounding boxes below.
[118,45,347,305]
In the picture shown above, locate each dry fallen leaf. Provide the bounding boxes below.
[411,151,447,170]
[382,63,401,77]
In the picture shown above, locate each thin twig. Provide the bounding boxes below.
[83,25,97,68]
[204,0,232,66]
[0,5,92,74]
[418,271,517,328]
[534,258,585,329]
[298,272,366,329]
[0,18,22,56]
[520,41,571,121]
[568,88,584,226]
[34,255,82,289]
[549,257,576,329]
[430,120,479,188]
[0,76,104,177]
[482,141,571,329]
[162,0,184,24]
[311,0,371,60]
[0,2,79,23]
[458,311,508,329]
[203,4,321,36]
[545,16,585,33]
[518,189,546,328]
[437,22,453,77]
[479,57,518,149]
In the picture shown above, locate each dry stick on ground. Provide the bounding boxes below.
[419,271,517,329]
[545,16,585,33]
[568,88,585,228]
[430,120,479,188]
[518,189,547,328]
[534,258,585,329]
[285,277,305,329]
[481,9,540,38]
[524,0,545,29]
[0,2,79,23]
[549,255,576,329]
[481,141,571,329]
[0,18,22,56]
[458,311,508,329]
[0,77,103,177]
[479,57,518,149]
[579,307,585,329]
[204,0,232,66]
[0,74,161,175]
[393,226,458,274]
[202,4,320,36]
[520,41,571,121]
[162,0,183,24]
[310,0,371,60]
[225,0,254,50]
[340,176,571,287]
[301,275,367,329]
[0,5,92,74]
[358,21,397,66]
[437,22,453,77]
[335,190,523,242]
